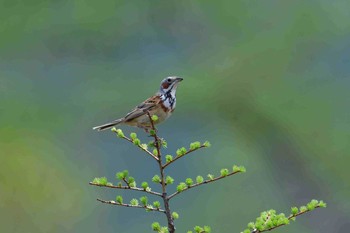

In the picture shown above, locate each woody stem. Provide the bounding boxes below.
[146,111,175,233]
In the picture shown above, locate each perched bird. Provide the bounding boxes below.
[93,76,183,131]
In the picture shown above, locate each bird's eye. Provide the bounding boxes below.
[167,78,172,82]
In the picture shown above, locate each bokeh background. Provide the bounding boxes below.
[1,1,349,232]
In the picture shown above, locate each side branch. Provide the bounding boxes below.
[89,182,162,197]
[162,145,207,169]
[112,130,159,161]
[168,170,242,200]
[252,205,324,233]
[96,198,165,213]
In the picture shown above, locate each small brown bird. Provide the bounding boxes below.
[93,76,183,131]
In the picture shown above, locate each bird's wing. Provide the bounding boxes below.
[124,95,161,121]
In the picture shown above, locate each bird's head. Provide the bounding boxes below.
[159,76,183,94]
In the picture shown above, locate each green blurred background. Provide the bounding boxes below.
[1,1,349,232]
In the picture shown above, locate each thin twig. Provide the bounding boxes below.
[252,205,323,233]
[168,171,242,200]
[162,145,207,169]
[89,182,162,197]
[96,198,165,213]
[119,134,159,161]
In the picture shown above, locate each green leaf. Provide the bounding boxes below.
[116,172,125,180]
[130,198,139,206]
[165,154,173,163]
[116,195,123,204]
[176,182,187,192]
[172,212,179,219]
[207,174,214,180]
[194,226,203,233]
[203,141,211,147]
[140,143,148,150]
[166,176,174,185]
[151,222,161,231]
[220,168,229,176]
[203,226,211,233]
[153,149,158,156]
[291,207,298,215]
[92,177,99,184]
[161,139,168,148]
[149,129,156,136]
[148,140,156,148]
[151,115,159,122]
[140,196,148,206]
[185,178,193,186]
[141,182,149,189]
[129,181,136,187]
[153,201,161,208]
[113,128,124,138]
[190,141,201,150]
[247,222,255,229]
[196,175,204,183]
[319,200,327,208]
[239,166,247,173]
[232,165,240,172]
[176,147,187,156]
[130,132,137,140]
[232,165,246,173]
[128,176,135,184]
[122,170,129,178]
[99,177,108,185]
[92,177,108,185]
[152,175,161,183]
[133,138,141,146]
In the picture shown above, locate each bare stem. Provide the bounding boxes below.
[168,170,242,200]
[89,182,162,197]
[96,198,165,213]
[162,145,207,169]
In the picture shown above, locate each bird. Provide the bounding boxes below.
[93,76,183,131]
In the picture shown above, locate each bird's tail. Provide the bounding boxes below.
[92,119,124,131]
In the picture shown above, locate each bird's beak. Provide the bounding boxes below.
[175,77,183,82]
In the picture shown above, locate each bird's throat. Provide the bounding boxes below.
[161,90,176,110]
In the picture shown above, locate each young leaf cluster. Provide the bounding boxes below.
[187,225,211,233]
[242,199,327,233]
[115,170,137,187]
[152,222,169,233]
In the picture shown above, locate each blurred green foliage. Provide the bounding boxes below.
[1,1,349,232]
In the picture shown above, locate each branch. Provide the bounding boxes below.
[145,111,176,233]
[168,170,242,200]
[96,198,165,213]
[89,182,162,197]
[253,205,323,233]
[162,145,207,169]
[113,130,159,161]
